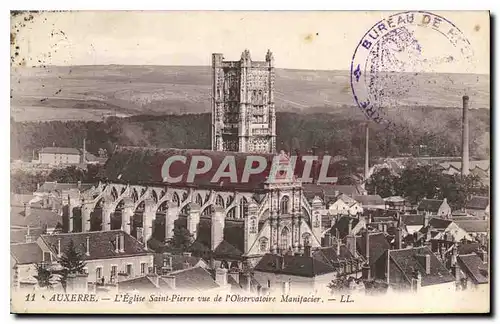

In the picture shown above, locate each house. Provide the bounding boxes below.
[419,218,472,244]
[11,197,63,235]
[36,230,154,286]
[355,230,392,280]
[400,214,426,235]
[327,193,363,216]
[253,246,338,294]
[153,252,208,273]
[302,184,367,202]
[118,266,227,293]
[417,198,451,218]
[384,196,408,211]
[36,147,82,165]
[353,195,386,210]
[11,242,44,290]
[386,246,455,292]
[465,196,490,219]
[456,253,488,290]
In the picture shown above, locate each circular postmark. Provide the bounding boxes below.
[350,11,475,124]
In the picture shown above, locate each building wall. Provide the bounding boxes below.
[329,200,362,216]
[39,153,80,165]
[253,271,336,294]
[11,259,38,290]
[437,202,452,218]
[82,255,154,284]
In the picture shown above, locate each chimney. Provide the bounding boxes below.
[461,95,470,176]
[85,236,90,256]
[417,254,431,275]
[424,212,429,227]
[348,218,353,234]
[119,233,125,253]
[211,207,225,251]
[57,238,62,257]
[364,124,370,181]
[25,225,33,243]
[395,227,402,249]
[215,267,228,287]
[162,275,176,289]
[114,235,119,253]
[24,203,31,217]
[77,180,81,189]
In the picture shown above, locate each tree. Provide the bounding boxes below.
[166,224,194,252]
[34,263,54,289]
[366,168,398,198]
[57,239,86,291]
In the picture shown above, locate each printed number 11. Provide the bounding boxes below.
[25,294,35,302]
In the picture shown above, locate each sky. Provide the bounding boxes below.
[11,11,490,73]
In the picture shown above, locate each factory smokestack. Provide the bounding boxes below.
[461,95,470,176]
[365,124,370,181]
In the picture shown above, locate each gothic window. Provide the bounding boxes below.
[280,227,291,252]
[280,196,290,215]
[172,192,180,207]
[111,187,118,201]
[216,195,225,208]
[240,197,248,219]
[152,190,158,204]
[259,237,268,253]
[195,194,203,206]
[258,90,263,105]
[250,216,257,233]
[132,189,138,203]
[227,207,236,219]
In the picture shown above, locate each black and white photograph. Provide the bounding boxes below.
[9,10,490,314]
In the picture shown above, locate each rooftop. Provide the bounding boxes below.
[40,147,81,155]
[11,242,44,265]
[389,246,455,287]
[417,199,446,213]
[465,196,490,210]
[457,254,488,285]
[254,252,336,277]
[40,230,150,261]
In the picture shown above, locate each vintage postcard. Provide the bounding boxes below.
[10,10,490,314]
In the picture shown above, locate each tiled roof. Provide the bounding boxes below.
[11,242,44,265]
[384,196,406,203]
[457,242,481,255]
[10,227,45,244]
[118,275,161,291]
[103,146,275,191]
[353,195,385,207]
[169,266,220,291]
[36,181,94,193]
[466,196,489,210]
[302,184,365,201]
[389,246,455,287]
[11,206,62,229]
[356,232,391,266]
[153,253,205,271]
[40,230,150,261]
[427,217,452,230]
[40,147,81,155]
[400,214,425,226]
[312,244,356,267]
[254,253,335,277]
[454,220,488,233]
[457,254,488,284]
[417,199,444,212]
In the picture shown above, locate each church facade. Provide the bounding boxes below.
[211,49,276,154]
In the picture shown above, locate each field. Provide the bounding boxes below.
[10,65,490,122]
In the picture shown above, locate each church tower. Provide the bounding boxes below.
[211,49,276,153]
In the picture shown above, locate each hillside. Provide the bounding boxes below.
[10,65,489,122]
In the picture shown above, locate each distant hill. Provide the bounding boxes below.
[10,65,489,122]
